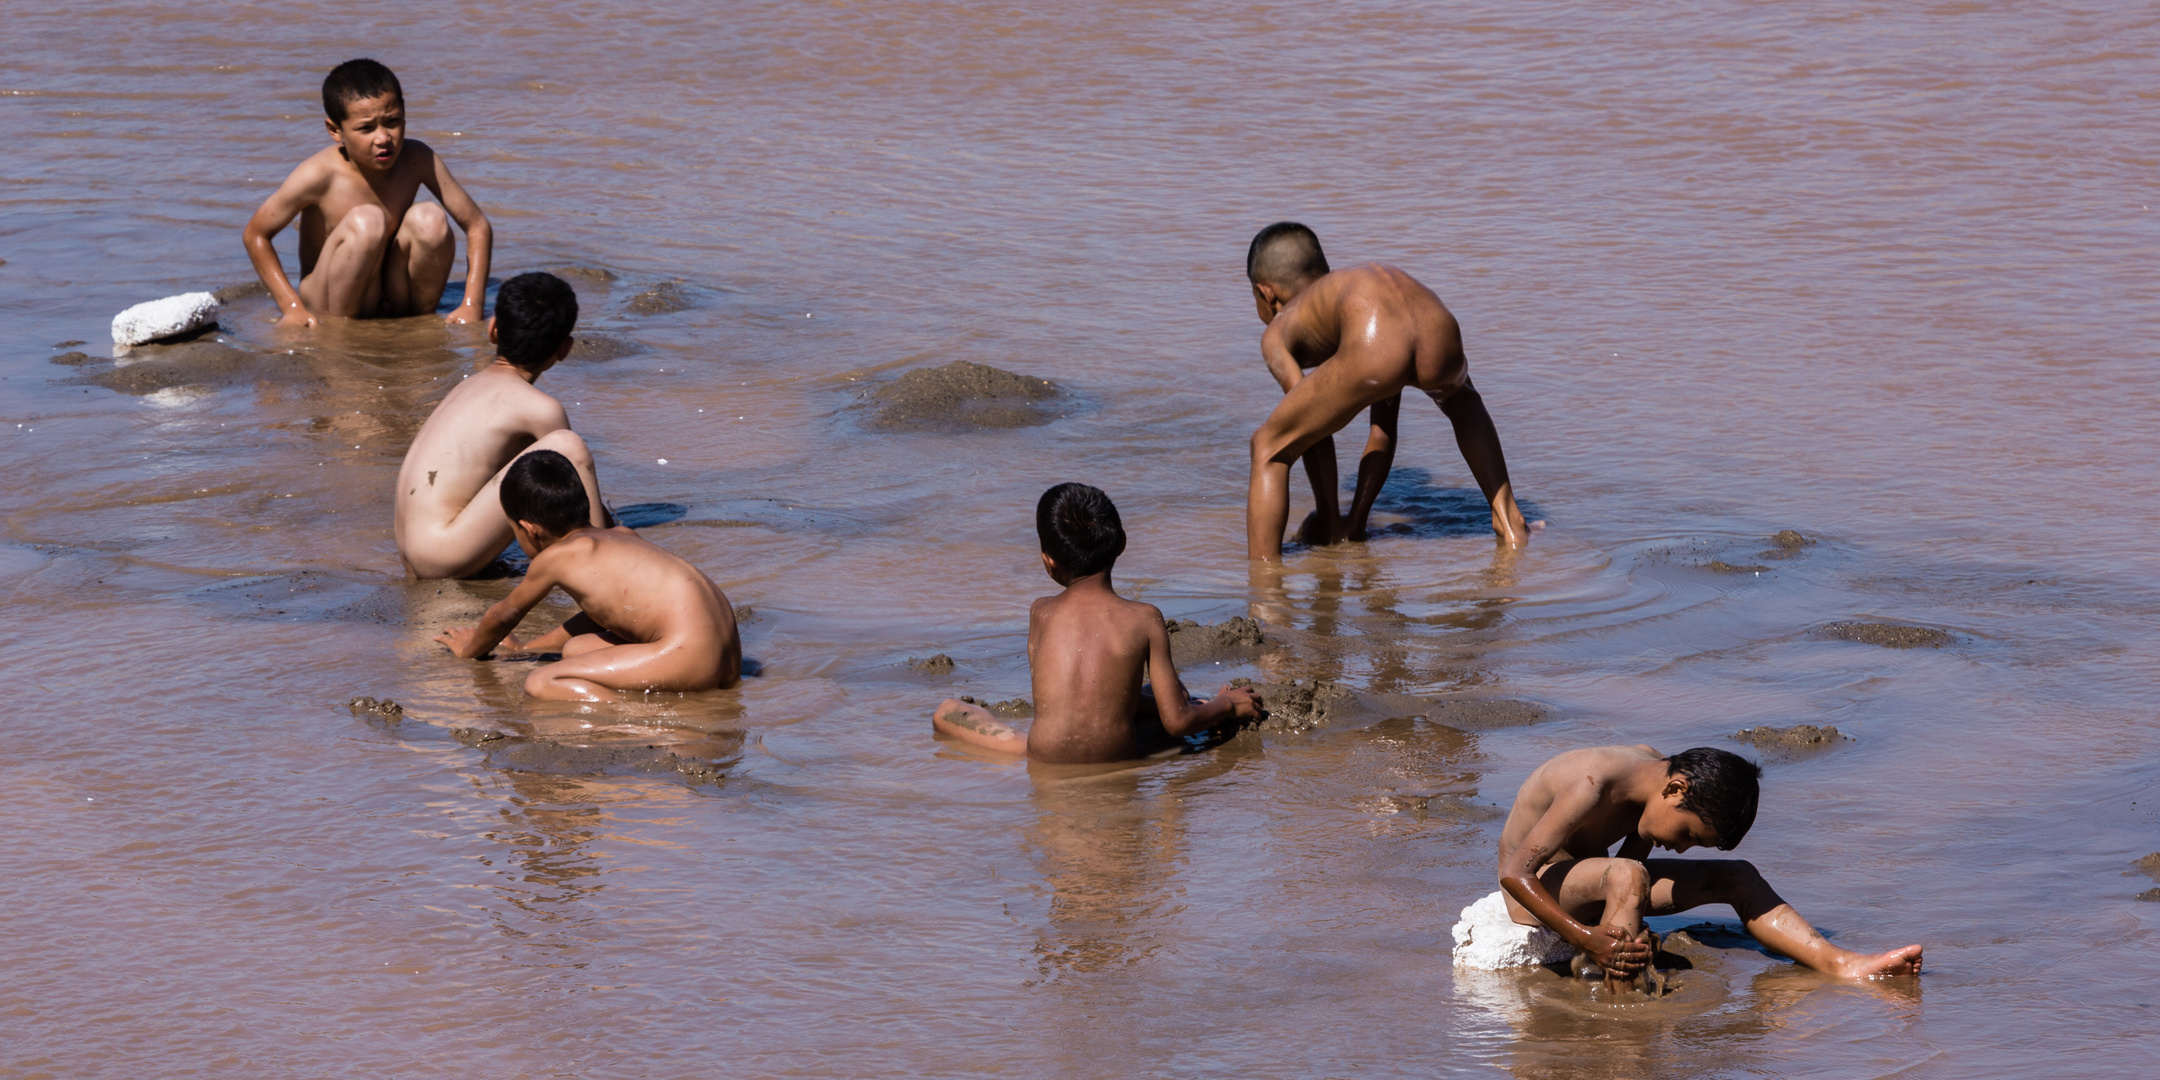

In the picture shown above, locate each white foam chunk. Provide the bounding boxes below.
[112,292,220,347]
[1451,890,1577,969]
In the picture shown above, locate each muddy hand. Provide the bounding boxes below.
[1586,924,1652,976]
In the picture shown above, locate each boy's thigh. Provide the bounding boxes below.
[1259,362,1402,460]
[1503,857,1627,925]
[1643,858,1753,915]
[537,640,716,693]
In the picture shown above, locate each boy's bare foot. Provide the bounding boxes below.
[1833,944,1924,979]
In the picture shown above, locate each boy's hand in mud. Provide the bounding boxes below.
[277,303,318,329]
[443,298,482,327]
[435,626,491,659]
[1214,686,1260,720]
[1584,925,1653,975]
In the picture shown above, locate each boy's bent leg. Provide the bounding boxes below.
[402,431,607,579]
[1502,857,1654,975]
[299,204,391,318]
[932,699,1025,753]
[524,639,721,702]
[1646,858,1923,979]
[1248,363,1397,561]
[380,202,454,317]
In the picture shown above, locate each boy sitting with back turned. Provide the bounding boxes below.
[435,450,741,702]
[933,483,1259,763]
[1499,744,1924,981]
[395,271,610,579]
[243,58,491,327]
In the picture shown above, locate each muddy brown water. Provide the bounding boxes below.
[4,3,2159,1077]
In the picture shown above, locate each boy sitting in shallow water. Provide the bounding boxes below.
[395,271,610,579]
[435,451,740,702]
[1499,744,1924,981]
[243,58,492,327]
[933,483,1258,763]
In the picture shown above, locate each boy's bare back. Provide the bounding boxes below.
[1497,744,1680,871]
[1024,582,1182,763]
[395,362,571,564]
[524,527,738,670]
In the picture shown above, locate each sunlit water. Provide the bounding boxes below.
[3,2,2158,1076]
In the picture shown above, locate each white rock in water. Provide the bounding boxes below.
[112,292,220,347]
[1452,890,1577,969]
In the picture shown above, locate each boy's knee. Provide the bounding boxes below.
[343,203,390,242]
[1607,858,1651,899]
[403,202,450,244]
[522,668,554,697]
[534,429,592,465]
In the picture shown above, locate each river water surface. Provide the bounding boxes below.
[4,2,2158,1077]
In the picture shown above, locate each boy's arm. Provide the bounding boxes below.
[1499,780,1653,973]
[421,146,493,326]
[1143,612,1257,737]
[1435,377,1529,545]
[436,561,558,659]
[241,164,327,327]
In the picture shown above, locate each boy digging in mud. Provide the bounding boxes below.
[243,58,491,326]
[1499,744,1924,984]
[395,271,610,579]
[1242,222,1530,561]
[933,483,1259,763]
[435,450,740,701]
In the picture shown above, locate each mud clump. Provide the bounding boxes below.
[866,361,1063,431]
[50,351,95,366]
[1701,560,1769,574]
[53,340,86,349]
[347,696,405,723]
[569,332,642,362]
[625,282,693,315]
[1817,621,1954,649]
[1761,530,1818,560]
[958,695,1033,718]
[2138,888,2160,903]
[1167,616,1266,666]
[1733,724,1849,758]
[1228,678,1550,735]
[553,265,618,282]
[2133,853,2160,881]
[909,653,956,674]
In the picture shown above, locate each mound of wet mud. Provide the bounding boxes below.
[908,653,956,674]
[552,265,618,283]
[625,281,694,315]
[1816,621,1953,649]
[1701,560,1770,574]
[1167,616,1266,666]
[67,338,313,395]
[569,332,643,362]
[1231,677,1550,735]
[2134,853,2160,880]
[1733,724,1850,758]
[450,727,740,785]
[347,696,405,723]
[864,361,1064,431]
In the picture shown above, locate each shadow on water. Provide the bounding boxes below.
[1358,467,1547,540]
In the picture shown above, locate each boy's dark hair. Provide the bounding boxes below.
[494,272,579,369]
[322,59,404,123]
[1037,483,1126,579]
[1247,221,1329,286]
[1667,747,1763,850]
[499,450,590,537]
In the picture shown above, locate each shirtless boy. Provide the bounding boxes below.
[395,272,609,579]
[1499,744,1924,981]
[435,450,741,702]
[932,483,1259,763]
[243,59,492,326]
[1243,222,1529,561]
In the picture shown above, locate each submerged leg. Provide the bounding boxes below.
[932,699,1025,754]
[1649,858,1923,979]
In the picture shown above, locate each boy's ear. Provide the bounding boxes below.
[1662,774,1690,802]
[325,116,339,140]
[486,317,498,345]
[549,335,575,365]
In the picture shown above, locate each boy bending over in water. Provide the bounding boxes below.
[244,59,492,327]
[395,271,609,579]
[1500,744,1923,980]
[435,450,740,702]
[933,483,1259,763]
[1242,222,1530,560]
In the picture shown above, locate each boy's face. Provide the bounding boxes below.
[325,93,405,174]
[1639,775,1723,853]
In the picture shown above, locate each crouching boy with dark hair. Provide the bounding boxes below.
[1498,744,1923,980]
[435,450,740,702]
[932,483,1259,763]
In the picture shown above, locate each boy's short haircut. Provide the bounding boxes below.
[322,59,404,123]
[1247,221,1330,286]
[1667,747,1763,850]
[1037,483,1126,578]
[500,450,590,537]
[494,272,579,368]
